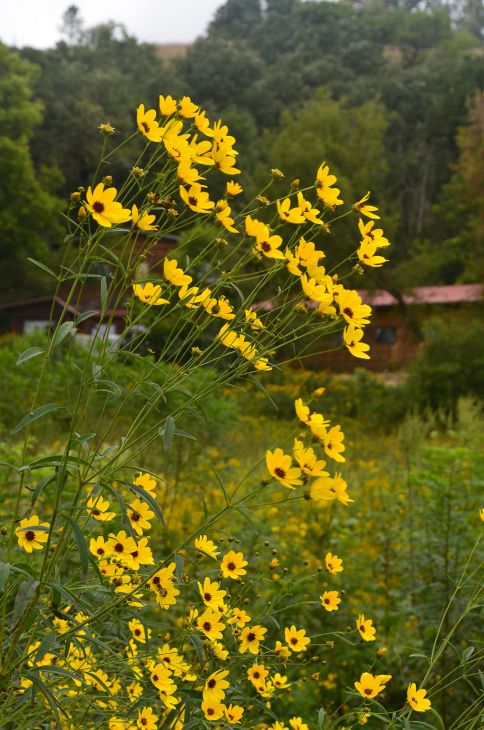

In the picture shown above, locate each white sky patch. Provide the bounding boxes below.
[0,0,226,48]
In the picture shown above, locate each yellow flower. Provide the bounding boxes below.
[274,640,291,660]
[254,229,285,260]
[225,704,244,724]
[133,282,169,306]
[355,672,391,699]
[131,204,157,231]
[248,663,269,686]
[325,551,343,574]
[201,700,225,721]
[159,94,177,116]
[106,530,138,564]
[239,625,267,654]
[293,439,329,477]
[266,448,303,489]
[89,535,109,559]
[344,323,370,360]
[204,294,235,320]
[85,183,131,228]
[164,257,192,287]
[137,104,164,142]
[197,609,225,641]
[353,191,380,219]
[358,218,390,247]
[320,590,341,612]
[211,141,240,175]
[215,202,238,233]
[337,289,372,327]
[86,495,116,521]
[479,508,484,522]
[322,424,346,463]
[198,577,227,610]
[137,706,158,730]
[273,672,291,689]
[357,238,388,267]
[221,550,248,580]
[228,607,251,628]
[407,683,431,712]
[203,669,229,703]
[310,474,353,506]
[194,534,219,559]
[277,197,306,224]
[315,163,343,207]
[297,192,323,224]
[127,499,154,535]
[245,307,264,329]
[285,625,311,652]
[177,159,204,186]
[179,183,215,214]
[300,275,333,305]
[16,515,50,553]
[357,613,377,642]
[134,472,157,495]
[129,618,151,644]
[148,564,180,609]
[226,180,243,196]
[177,95,199,118]
[150,663,176,692]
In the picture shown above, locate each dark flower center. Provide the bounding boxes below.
[227,562,236,571]
[25,530,36,541]
[92,201,105,214]
[274,468,286,479]
[343,307,353,318]
[114,542,124,553]
[142,121,150,133]
[207,678,216,688]
[247,632,256,642]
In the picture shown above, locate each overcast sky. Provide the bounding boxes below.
[1,0,227,48]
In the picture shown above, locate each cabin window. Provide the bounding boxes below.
[23,320,50,333]
[374,326,396,344]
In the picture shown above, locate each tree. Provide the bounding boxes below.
[59,4,84,46]
[0,44,62,302]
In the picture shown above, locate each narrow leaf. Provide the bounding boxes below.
[50,320,76,350]
[11,403,63,434]
[0,563,10,593]
[27,258,56,278]
[100,276,108,314]
[317,708,325,728]
[161,415,175,451]
[11,579,39,627]
[64,516,89,578]
[16,347,45,366]
[123,481,165,527]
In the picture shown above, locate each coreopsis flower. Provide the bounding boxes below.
[204,295,235,320]
[344,323,370,360]
[215,201,238,233]
[137,104,164,142]
[325,551,343,574]
[177,95,199,118]
[297,192,323,224]
[177,159,203,186]
[221,550,248,579]
[310,474,353,505]
[357,238,388,267]
[179,183,215,213]
[239,625,267,654]
[202,700,225,722]
[134,472,157,495]
[300,275,333,305]
[245,307,264,329]
[322,424,346,463]
[85,183,131,227]
[211,640,229,661]
[163,257,192,287]
[285,625,311,652]
[109,719,127,730]
[131,204,157,231]
[294,398,330,434]
[248,663,269,686]
[194,534,219,559]
[129,618,151,644]
[355,672,391,699]
[198,577,227,610]
[274,640,291,660]
[127,499,154,535]
[159,94,177,116]
[353,191,380,219]
[277,197,306,224]
[137,706,158,730]
[150,663,176,692]
[290,718,309,730]
[357,614,377,642]
[197,609,225,641]
[89,535,108,559]
[26,640,56,668]
[407,683,431,712]
[203,669,229,703]
[254,230,285,259]
[294,237,325,271]
[226,180,243,196]
[320,590,341,612]
[212,140,240,174]
[315,163,344,207]
[16,515,50,553]
[273,672,291,689]
[337,289,372,327]
[293,439,329,477]
[133,282,169,306]
[225,704,244,724]
[86,495,116,521]
[358,218,390,247]
[228,607,251,628]
[106,530,138,563]
[162,120,191,159]
[128,537,154,570]
[266,448,303,489]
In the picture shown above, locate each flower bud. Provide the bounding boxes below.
[103,175,113,185]
[98,122,115,135]
[291,178,300,188]
[270,168,284,178]
[70,191,81,202]
[77,206,87,220]
[131,166,145,178]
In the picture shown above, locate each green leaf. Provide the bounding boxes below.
[27,258,57,278]
[16,347,45,366]
[75,310,98,325]
[95,379,122,404]
[28,672,63,728]
[123,481,165,527]
[11,579,39,627]
[0,563,10,593]
[100,276,108,314]
[50,320,76,349]
[175,553,184,581]
[317,707,325,728]
[34,633,57,663]
[160,415,175,450]
[64,516,89,578]
[30,474,56,508]
[32,664,80,683]
[462,646,474,662]
[11,403,63,434]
